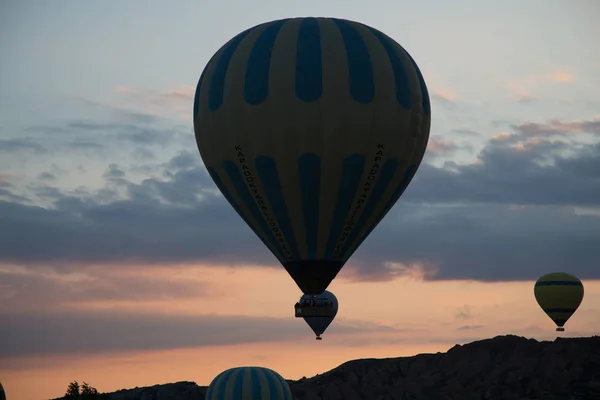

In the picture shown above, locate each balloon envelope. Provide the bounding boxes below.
[534,272,584,330]
[206,366,291,400]
[299,290,338,338]
[194,17,431,294]
[0,381,5,400]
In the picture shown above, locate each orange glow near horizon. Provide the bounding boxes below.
[1,264,599,400]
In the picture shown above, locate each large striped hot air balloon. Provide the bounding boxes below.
[295,290,338,340]
[534,272,584,332]
[194,17,431,295]
[206,366,291,400]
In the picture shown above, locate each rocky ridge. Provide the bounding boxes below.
[53,335,600,400]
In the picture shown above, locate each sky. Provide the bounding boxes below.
[1,0,600,399]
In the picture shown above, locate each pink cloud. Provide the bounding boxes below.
[111,85,195,119]
[427,138,458,153]
[545,72,574,83]
[431,90,456,105]
[515,116,600,136]
[506,70,575,101]
[491,131,512,141]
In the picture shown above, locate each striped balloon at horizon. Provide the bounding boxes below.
[193,17,431,295]
[206,366,291,400]
[534,272,585,332]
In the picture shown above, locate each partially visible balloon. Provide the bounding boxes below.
[0,381,5,400]
[534,272,584,332]
[206,366,291,400]
[194,17,431,295]
[298,290,338,340]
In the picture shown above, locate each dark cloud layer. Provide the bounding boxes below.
[1,117,600,283]
[0,310,399,359]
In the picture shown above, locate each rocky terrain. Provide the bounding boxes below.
[53,335,600,399]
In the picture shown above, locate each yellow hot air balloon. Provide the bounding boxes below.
[206,366,291,399]
[193,17,430,296]
[534,272,584,332]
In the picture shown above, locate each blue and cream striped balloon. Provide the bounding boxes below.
[206,366,292,400]
[194,17,431,295]
[299,290,338,339]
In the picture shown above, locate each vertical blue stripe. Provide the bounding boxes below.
[264,370,278,399]
[193,49,221,120]
[250,368,262,399]
[245,19,289,105]
[324,154,366,258]
[206,168,244,218]
[232,368,244,399]
[344,165,417,261]
[209,28,254,111]
[223,161,284,261]
[332,19,374,104]
[215,368,236,398]
[206,368,228,399]
[208,167,277,259]
[276,374,291,400]
[363,26,412,109]
[406,53,431,116]
[298,153,321,259]
[255,156,300,260]
[295,18,322,102]
[340,159,399,257]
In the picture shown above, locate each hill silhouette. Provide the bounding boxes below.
[52,335,600,400]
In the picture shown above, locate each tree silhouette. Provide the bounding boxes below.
[81,382,99,398]
[62,381,103,400]
[65,381,80,399]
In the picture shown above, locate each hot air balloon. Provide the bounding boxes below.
[295,290,338,340]
[0,381,5,400]
[206,366,291,399]
[534,272,584,332]
[193,17,431,297]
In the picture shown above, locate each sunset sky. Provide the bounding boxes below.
[1,1,600,399]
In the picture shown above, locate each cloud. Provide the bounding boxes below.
[454,306,472,320]
[515,94,537,104]
[1,116,600,283]
[113,85,195,120]
[3,102,193,164]
[506,71,575,101]
[457,325,484,331]
[0,264,208,314]
[0,310,401,358]
[426,138,459,154]
[103,164,126,180]
[450,129,481,138]
[0,138,47,154]
[431,91,456,106]
[0,311,305,358]
[545,72,574,83]
[37,172,57,181]
[514,116,600,136]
